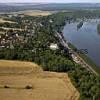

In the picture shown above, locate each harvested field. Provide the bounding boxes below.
[0,60,42,74]
[0,60,80,100]
[22,10,52,16]
[0,18,16,23]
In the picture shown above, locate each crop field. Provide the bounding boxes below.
[0,60,79,100]
[0,18,16,23]
[21,10,52,16]
[0,60,42,74]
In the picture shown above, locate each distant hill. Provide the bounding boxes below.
[0,3,100,12]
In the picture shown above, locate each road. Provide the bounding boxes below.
[57,32,98,76]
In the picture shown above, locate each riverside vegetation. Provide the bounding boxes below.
[0,10,100,100]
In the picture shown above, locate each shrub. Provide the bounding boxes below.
[4,85,10,88]
[25,85,33,89]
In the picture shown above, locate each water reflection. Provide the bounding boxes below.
[63,19,100,66]
[77,21,83,30]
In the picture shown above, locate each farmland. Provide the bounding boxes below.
[0,60,79,100]
[0,10,53,17]
[0,18,16,23]
[21,10,52,16]
[0,9,100,100]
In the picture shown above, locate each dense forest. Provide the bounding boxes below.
[0,11,100,100]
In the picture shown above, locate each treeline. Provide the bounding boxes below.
[0,11,100,100]
[0,47,100,100]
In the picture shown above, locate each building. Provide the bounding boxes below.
[49,43,59,50]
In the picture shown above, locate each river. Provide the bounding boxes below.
[63,19,100,67]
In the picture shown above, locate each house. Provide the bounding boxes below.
[49,19,53,23]
[49,43,59,50]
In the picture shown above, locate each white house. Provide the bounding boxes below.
[49,43,58,50]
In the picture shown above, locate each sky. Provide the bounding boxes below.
[0,0,100,3]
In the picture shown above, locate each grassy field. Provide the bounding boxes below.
[0,60,79,100]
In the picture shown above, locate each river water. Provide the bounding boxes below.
[63,19,100,67]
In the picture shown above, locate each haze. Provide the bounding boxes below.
[0,0,100,3]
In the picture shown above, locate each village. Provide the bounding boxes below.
[0,14,43,49]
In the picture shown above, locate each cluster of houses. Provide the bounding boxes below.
[0,14,59,52]
[0,32,24,49]
[0,14,38,49]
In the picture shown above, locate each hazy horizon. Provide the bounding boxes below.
[0,0,100,3]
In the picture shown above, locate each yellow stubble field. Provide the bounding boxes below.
[0,60,80,100]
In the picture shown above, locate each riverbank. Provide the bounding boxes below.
[63,19,100,67]
[56,31,99,75]
[68,43,100,75]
